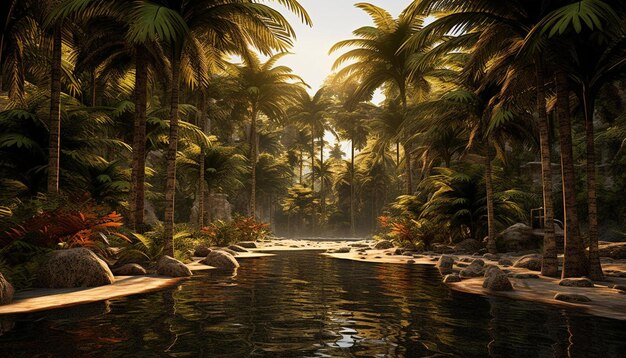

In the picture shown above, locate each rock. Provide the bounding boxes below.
[220,248,239,256]
[497,223,539,252]
[374,240,394,250]
[349,243,370,248]
[393,248,405,255]
[0,272,14,305]
[334,247,351,253]
[559,278,594,287]
[456,262,469,268]
[610,284,626,292]
[385,252,392,256]
[157,256,192,277]
[228,245,249,253]
[238,241,257,249]
[374,256,382,259]
[431,243,455,254]
[200,250,240,269]
[406,259,415,264]
[38,248,115,288]
[459,259,485,278]
[509,273,539,279]
[513,254,542,271]
[436,255,455,274]
[598,242,626,259]
[111,263,146,276]
[483,253,499,261]
[194,245,211,257]
[483,267,513,291]
[460,257,473,263]
[498,258,513,266]
[453,239,482,254]
[443,274,461,283]
[554,293,592,303]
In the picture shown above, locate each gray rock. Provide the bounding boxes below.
[508,273,539,279]
[111,263,146,276]
[200,250,239,269]
[238,241,257,249]
[513,254,542,271]
[393,248,405,255]
[436,255,455,274]
[334,247,351,254]
[453,239,482,253]
[443,274,461,283]
[431,243,455,254]
[228,245,249,253]
[498,258,513,266]
[497,223,538,252]
[554,293,592,303]
[483,267,513,291]
[38,248,115,288]
[558,278,594,287]
[219,248,240,256]
[459,259,485,278]
[194,245,211,257]
[0,272,14,305]
[483,253,499,261]
[374,240,394,250]
[157,256,192,277]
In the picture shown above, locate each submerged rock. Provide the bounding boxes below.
[228,245,249,253]
[554,293,592,303]
[38,248,114,288]
[558,278,594,287]
[436,255,455,274]
[193,245,211,257]
[374,240,394,250]
[111,263,147,276]
[237,241,257,249]
[157,256,192,277]
[200,250,239,269]
[443,274,461,283]
[0,272,14,305]
[483,266,513,291]
[513,254,542,271]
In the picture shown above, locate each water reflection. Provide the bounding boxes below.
[0,251,625,357]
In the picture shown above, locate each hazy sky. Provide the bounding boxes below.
[276,0,413,92]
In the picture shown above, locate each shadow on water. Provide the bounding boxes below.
[1,251,625,357]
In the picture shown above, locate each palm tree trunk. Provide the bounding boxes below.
[320,136,325,222]
[536,58,559,277]
[556,70,587,278]
[581,84,603,280]
[299,151,303,184]
[47,26,62,194]
[131,49,148,232]
[163,55,181,257]
[485,145,497,254]
[311,136,315,192]
[404,143,412,194]
[350,138,356,237]
[249,108,258,218]
[197,94,207,228]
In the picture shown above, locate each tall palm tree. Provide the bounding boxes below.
[229,52,307,218]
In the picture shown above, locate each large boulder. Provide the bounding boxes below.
[157,256,192,277]
[453,239,482,254]
[513,254,543,271]
[237,241,257,249]
[0,272,14,305]
[598,242,626,259]
[200,250,239,269]
[459,259,485,278]
[436,255,455,274]
[483,266,513,291]
[38,248,114,288]
[374,240,394,250]
[497,223,539,252]
[111,263,147,276]
[193,245,211,257]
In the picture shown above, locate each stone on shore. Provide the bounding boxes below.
[219,248,240,256]
[237,241,257,249]
[0,272,14,305]
[443,274,461,283]
[497,223,537,252]
[194,245,211,257]
[483,266,513,291]
[554,293,592,303]
[112,263,147,276]
[513,254,542,271]
[157,256,192,277]
[38,248,115,288]
[453,239,482,254]
[228,245,249,253]
[374,240,394,250]
[497,258,513,266]
[460,259,485,278]
[334,247,351,253]
[436,255,455,274]
[559,278,594,287]
[200,250,239,269]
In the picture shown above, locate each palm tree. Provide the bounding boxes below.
[229,52,307,219]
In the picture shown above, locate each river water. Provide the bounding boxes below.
[1,250,625,357]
